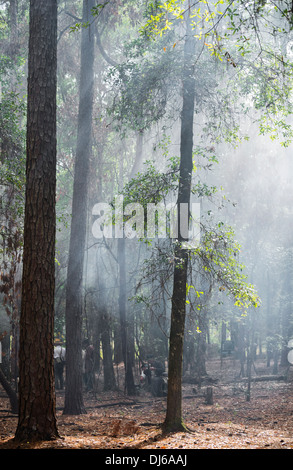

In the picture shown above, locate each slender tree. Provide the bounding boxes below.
[63,0,95,415]
[99,309,116,391]
[118,237,136,395]
[14,0,59,441]
[163,13,196,432]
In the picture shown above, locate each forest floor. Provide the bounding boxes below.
[1,357,293,453]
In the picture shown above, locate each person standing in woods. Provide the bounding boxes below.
[14,0,59,442]
[54,341,66,390]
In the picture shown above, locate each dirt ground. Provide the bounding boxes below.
[1,357,293,452]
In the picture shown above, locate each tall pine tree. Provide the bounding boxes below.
[15,0,59,442]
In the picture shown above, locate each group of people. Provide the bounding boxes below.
[140,358,168,397]
[53,338,95,391]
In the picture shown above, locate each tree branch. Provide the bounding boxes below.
[95,26,118,67]
[64,10,82,22]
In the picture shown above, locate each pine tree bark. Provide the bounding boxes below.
[63,0,95,415]
[163,14,196,432]
[14,0,59,441]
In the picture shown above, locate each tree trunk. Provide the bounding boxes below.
[116,132,144,396]
[100,311,116,391]
[195,314,207,384]
[164,247,189,431]
[63,0,95,415]
[246,326,253,401]
[9,0,18,57]
[163,14,196,433]
[205,386,213,405]
[114,321,123,364]
[14,0,58,441]
[118,237,136,395]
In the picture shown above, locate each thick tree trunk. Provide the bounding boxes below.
[14,0,58,442]
[163,15,196,433]
[63,0,95,415]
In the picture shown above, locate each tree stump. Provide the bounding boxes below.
[205,386,213,405]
